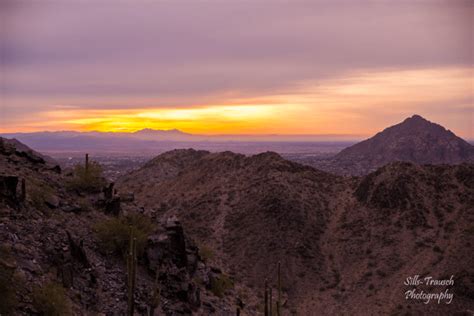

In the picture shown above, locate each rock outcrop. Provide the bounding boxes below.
[145,217,236,314]
[0,175,19,206]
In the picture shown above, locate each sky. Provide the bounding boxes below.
[1,0,473,139]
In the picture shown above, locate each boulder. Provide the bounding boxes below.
[62,204,82,213]
[45,194,60,209]
[165,218,188,268]
[66,231,90,268]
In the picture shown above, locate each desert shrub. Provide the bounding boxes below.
[94,213,155,257]
[28,179,55,213]
[210,274,234,298]
[0,245,18,314]
[67,161,106,193]
[32,282,71,316]
[199,245,214,263]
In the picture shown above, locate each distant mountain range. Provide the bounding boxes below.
[2,115,473,171]
[0,129,359,155]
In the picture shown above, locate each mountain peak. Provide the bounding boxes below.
[401,114,432,126]
[332,115,474,175]
[409,114,424,120]
[134,128,186,135]
[130,128,194,141]
[406,114,426,122]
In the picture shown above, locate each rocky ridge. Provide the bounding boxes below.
[118,148,474,315]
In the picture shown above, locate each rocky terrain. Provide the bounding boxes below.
[118,149,474,315]
[0,137,247,315]
[305,115,474,176]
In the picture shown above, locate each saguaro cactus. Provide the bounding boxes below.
[277,261,281,316]
[85,153,89,173]
[264,279,269,316]
[269,287,273,316]
[148,269,160,316]
[20,178,26,202]
[127,227,137,316]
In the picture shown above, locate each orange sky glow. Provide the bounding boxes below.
[3,67,472,138]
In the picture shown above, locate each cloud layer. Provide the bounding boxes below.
[1,1,473,137]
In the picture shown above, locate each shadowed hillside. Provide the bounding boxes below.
[118,149,474,315]
[0,138,245,315]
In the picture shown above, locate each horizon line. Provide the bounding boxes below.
[0,129,368,138]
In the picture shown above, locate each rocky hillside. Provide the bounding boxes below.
[1,137,60,167]
[311,115,474,175]
[0,137,245,315]
[2,135,474,315]
[118,149,474,315]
